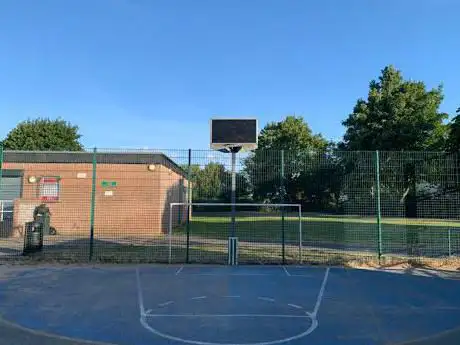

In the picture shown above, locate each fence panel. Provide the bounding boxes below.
[379,151,460,260]
[0,146,458,266]
[295,151,378,264]
[90,149,189,263]
[184,150,235,264]
[1,150,92,260]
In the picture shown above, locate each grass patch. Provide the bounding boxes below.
[174,215,460,257]
[2,214,459,268]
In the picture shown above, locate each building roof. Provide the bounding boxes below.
[3,151,187,177]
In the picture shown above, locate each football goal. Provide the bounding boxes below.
[168,202,302,265]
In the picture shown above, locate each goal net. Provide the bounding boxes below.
[168,203,302,265]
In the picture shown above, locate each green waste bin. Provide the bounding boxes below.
[23,204,53,254]
[23,220,44,254]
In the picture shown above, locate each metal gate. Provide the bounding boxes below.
[0,172,22,235]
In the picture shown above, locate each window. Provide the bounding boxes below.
[39,177,60,201]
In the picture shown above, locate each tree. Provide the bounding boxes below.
[244,116,340,210]
[187,163,225,201]
[184,163,250,213]
[221,170,252,202]
[340,65,448,151]
[338,66,453,218]
[257,115,329,151]
[446,108,460,152]
[2,118,84,151]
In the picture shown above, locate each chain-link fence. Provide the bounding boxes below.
[0,146,459,266]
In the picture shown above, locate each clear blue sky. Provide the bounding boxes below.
[1,0,459,149]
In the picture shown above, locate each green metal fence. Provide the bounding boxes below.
[0,145,459,266]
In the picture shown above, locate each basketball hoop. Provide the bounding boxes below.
[217,145,243,154]
[210,118,258,152]
[209,118,258,265]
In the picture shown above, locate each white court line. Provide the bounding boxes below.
[312,268,330,318]
[191,273,273,276]
[223,295,240,298]
[135,268,146,316]
[282,266,291,277]
[258,297,275,302]
[135,266,322,345]
[158,301,174,307]
[144,313,310,318]
[141,315,317,345]
[175,266,184,275]
[191,296,207,300]
[288,304,303,310]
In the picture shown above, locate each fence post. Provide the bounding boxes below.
[177,182,182,226]
[281,150,285,265]
[89,147,97,261]
[375,150,383,261]
[454,150,460,257]
[298,205,302,264]
[169,203,173,264]
[448,228,452,257]
[186,149,191,263]
[0,144,3,202]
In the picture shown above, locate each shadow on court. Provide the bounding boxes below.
[0,265,460,345]
[2,237,372,266]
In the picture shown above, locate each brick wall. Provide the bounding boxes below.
[9,163,92,237]
[7,162,187,237]
[158,164,189,233]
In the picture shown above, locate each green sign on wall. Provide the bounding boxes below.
[101,181,117,188]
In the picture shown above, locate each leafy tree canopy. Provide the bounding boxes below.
[245,116,333,209]
[183,162,250,203]
[257,115,329,151]
[446,108,460,152]
[340,65,448,151]
[2,118,84,151]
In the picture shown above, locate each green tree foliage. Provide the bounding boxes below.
[2,118,84,151]
[446,108,460,152]
[187,163,250,202]
[245,116,339,210]
[257,115,329,151]
[338,66,453,217]
[221,170,252,202]
[187,163,224,200]
[444,108,460,211]
[340,65,448,151]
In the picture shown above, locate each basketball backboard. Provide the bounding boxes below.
[210,118,258,152]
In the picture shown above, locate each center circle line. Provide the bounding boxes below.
[144,314,310,318]
[141,315,318,345]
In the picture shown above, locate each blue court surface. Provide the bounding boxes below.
[1,265,460,345]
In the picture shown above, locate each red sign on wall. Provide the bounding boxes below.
[39,177,60,201]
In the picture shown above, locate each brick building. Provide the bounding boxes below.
[0,151,189,238]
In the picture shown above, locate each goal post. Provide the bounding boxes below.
[168,202,302,265]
